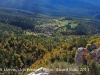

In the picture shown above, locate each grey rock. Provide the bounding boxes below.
[75,47,100,66]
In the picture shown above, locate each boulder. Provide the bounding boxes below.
[75,47,88,66]
[75,47,100,66]
[92,47,100,63]
[28,67,50,75]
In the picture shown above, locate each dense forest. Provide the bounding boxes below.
[0,8,100,75]
[1,29,100,75]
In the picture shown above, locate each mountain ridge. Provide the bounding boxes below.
[0,0,100,17]
[83,0,100,6]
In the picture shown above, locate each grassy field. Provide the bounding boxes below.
[35,19,78,34]
[70,23,78,28]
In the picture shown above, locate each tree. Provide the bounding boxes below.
[88,60,100,75]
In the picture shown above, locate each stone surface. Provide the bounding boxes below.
[75,47,87,66]
[75,47,100,66]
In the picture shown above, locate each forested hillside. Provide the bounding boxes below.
[1,8,100,35]
[1,30,100,75]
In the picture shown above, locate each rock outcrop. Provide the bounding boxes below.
[75,47,100,66]
[90,47,100,64]
[28,67,49,75]
[75,47,88,66]
[28,67,76,75]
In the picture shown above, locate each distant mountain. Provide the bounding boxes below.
[0,0,100,17]
[83,0,100,6]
